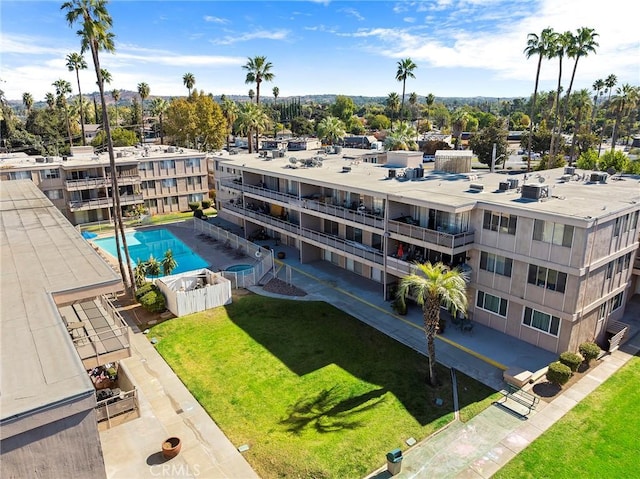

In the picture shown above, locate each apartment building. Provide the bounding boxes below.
[0,145,208,225]
[211,147,640,355]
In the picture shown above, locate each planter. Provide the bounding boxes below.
[162,437,182,459]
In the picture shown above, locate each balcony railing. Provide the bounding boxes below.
[68,194,143,211]
[388,220,475,249]
[65,175,140,191]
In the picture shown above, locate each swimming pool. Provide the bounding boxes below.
[225,264,253,273]
[94,228,208,276]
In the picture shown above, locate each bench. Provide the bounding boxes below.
[500,384,539,416]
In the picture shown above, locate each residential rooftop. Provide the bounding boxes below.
[214,148,640,225]
[0,180,122,423]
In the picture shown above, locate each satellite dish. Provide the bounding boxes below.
[538,176,545,183]
[289,157,297,164]
[607,167,616,175]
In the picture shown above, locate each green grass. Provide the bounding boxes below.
[494,354,640,479]
[82,208,217,233]
[151,295,499,478]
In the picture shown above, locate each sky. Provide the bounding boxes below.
[1,0,638,103]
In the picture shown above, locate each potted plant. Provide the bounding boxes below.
[162,437,182,459]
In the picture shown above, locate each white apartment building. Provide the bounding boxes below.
[0,145,209,225]
[211,147,640,355]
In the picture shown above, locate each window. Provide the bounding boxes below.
[188,193,203,203]
[598,303,607,322]
[9,171,31,180]
[161,178,177,188]
[476,291,508,317]
[163,196,178,206]
[533,220,573,247]
[185,158,201,168]
[480,252,512,277]
[631,211,639,230]
[160,160,175,169]
[606,262,614,279]
[523,307,560,336]
[144,199,157,209]
[40,168,60,180]
[610,292,623,311]
[187,176,202,188]
[528,264,567,293]
[44,189,63,200]
[483,211,517,235]
[138,161,153,171]
[142,180,155,190]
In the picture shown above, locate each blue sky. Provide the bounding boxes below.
[1,0,638,102]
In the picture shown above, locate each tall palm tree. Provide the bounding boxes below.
[236,102,270,153]
[22,92,34,114]
[425,93,435,129]
[524,27,555,171]
[137,82,150,143]
[548,30,573,159]
[53,78,74,148]
[248,89,255,102]
[317,116,346,145]
[384,121,418,151]
[568,89,591,162]
[451,108,469,150]
[66,52,88,145]
[598,74,617,154]
[397,262,468,386]
[183,72,195,98]
[272,86,279,106]
[242,55,275,104]
[589,78,605,134]
[222,97,238,151]
[221,97,238,151]
[45,92,55,110]
[111,89,120,125]
[395,58,417,119]
[386,92,400,130]
[100,68,112,85]
[62,0,135,292]
[150,97,169,144]
[610,84,639,152]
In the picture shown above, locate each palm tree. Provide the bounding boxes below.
[66,52,88,145]
[610,84,639,152]
[524,27,555,171]
[248,89,255,102]
[22,92,34,115]
[272,86,279,106]
[548,30,573,159]
[183,72,195,98]
[111,89,120,125]
[384,121,418,151]
[145,255,161,278]
[568,89,591,162]
[395,58,417,119]
[134,259,147,288]
[53,78,74,148]
[451,108,469,150]
[317,116,346,145]
[100,68,112,85]
[589,78,604,134]
[236,102,270,153]
[242,55,275,104]
[396,262,468,386]
[150,97,169,144]
[45,92,55,110]
[425,93,435,129]
[221,97,238,151]
[162,249,178,276]
[63,0,135,292]
[386,92,400,130]
[598,74,617,154]
[137,82,150,143]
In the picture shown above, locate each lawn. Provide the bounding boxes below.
[494,354,640,479]
[82,208,216,233]
[151,295,499,478]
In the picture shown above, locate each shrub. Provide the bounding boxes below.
[139,289,166,313]
[559,351,583,372]
[579,342,602,366]
[201,199,212,209]
[392,298,407,315]
[193,208,204,219]
[135,282,154,301]
[546,361,572,387]
[188,201,200,211]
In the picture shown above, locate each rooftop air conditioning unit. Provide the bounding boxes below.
[469,183,484,191]
[590,172,608,183]
[388,169,396,178]
[342,166,351,173]
[414,167,424,178]
[498,181,509,191]
[35,157,45,163]
[564,166,576,175]
[167,146,176,153]
[116,152,123,158]
[46,157,54,163]
[521,183,549,200]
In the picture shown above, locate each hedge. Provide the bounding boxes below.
[139,289,166,313]
[546,361,572,386]
[579,342,602,366]
[559,351,583,372]
[188,201,200,211]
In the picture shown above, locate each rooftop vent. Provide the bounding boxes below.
[498,181,509,191]
[167,146,176,153]
[388,169,396,178]
[590,172,608,183]
[342,166,352,173]
[564,166,576,175]
[469,183,484,191]
[46,157,54,163]
[507,178,519,189]
[521,183,549,200]
[35,157,45,163]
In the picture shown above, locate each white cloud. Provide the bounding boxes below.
[338,8,365,21]
[211,29,291,46]
[203,15,229,24]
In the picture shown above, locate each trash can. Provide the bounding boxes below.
[386,448,403,476]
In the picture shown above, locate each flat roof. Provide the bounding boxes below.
[213,149,640,223]
[0,180,123,422]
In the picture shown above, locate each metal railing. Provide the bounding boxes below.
[68,194,143,211]
[388,220,475,248]
[65,175,141,190]
[95,388,138,426]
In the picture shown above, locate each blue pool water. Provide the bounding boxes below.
[225,264,253,273]
[94,228,208,276]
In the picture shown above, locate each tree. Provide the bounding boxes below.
[396,262,468,386]
[469,123,509,169]
[576,149,598,170]
[330,95,356,123]
[316,116,346,145]
[588,78,605,134]
[395,57,417,119]
[134,259,147,288]
[164,91,226,151]
[547,30,572,159]
[248,89,255,102]
[45,92,55,110]
[145,255,161,278]
[567,89,592,162]
[162,249,178,276]
[22,92,34,115]
[221,97,238,151]
[243,55,274,104]
[183,72,195,98]
[111,89,120,125]
[384,121,418,151]
[235,101,270,153]
[52,78,74,149]
[598,74,617,154]
[91,127,137,147]
[137,82,150,142]
[62,0,135,292]
[150,97,169,144]
[451,108,469,150]
[610,84,639,151]
[66,52,88,145]
[272,86,279,105]
[524,27,555,171]
[386,92,400,130]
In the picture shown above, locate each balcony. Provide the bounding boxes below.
[68,194,143,211]
[388,218,475,249]
[65,175,141,191]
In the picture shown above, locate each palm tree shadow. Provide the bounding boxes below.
[281,386,387,434]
